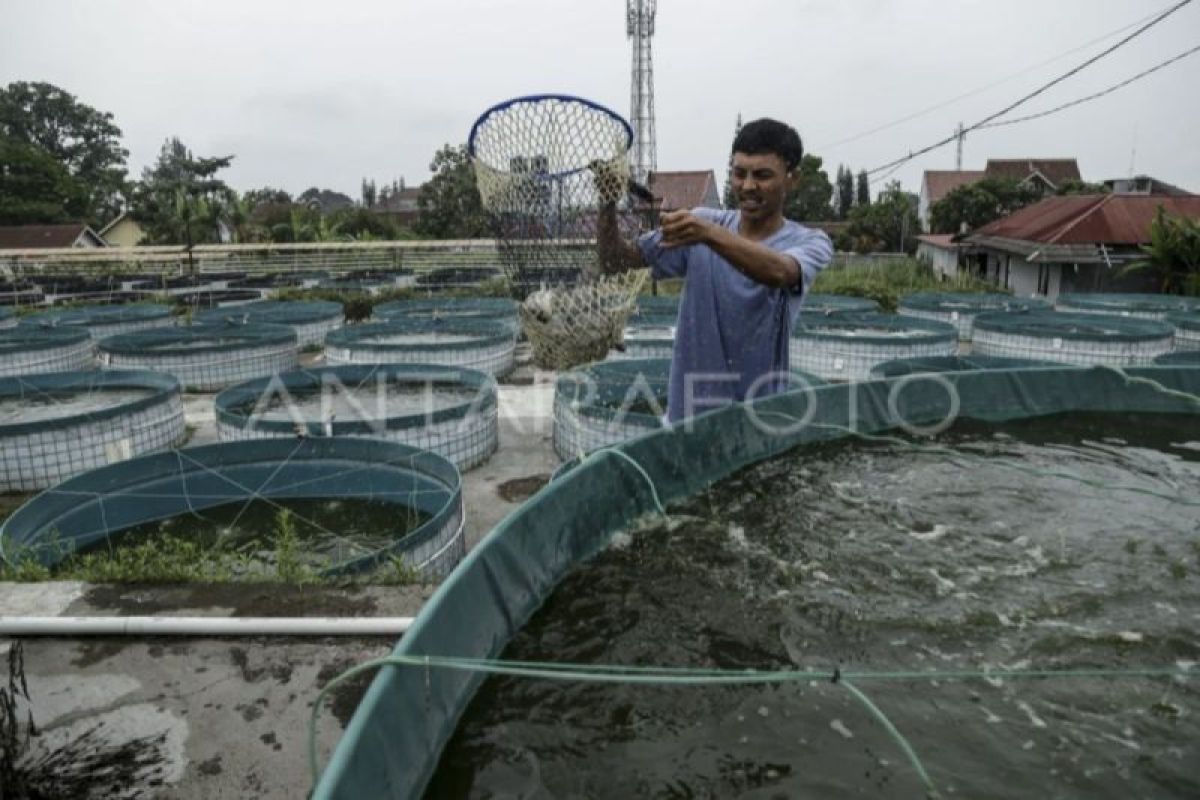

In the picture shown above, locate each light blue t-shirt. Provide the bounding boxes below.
[637,208,833,422]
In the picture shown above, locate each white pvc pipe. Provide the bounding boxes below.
[0,616,413,637]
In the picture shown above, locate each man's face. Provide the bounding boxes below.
[730,152,793,224]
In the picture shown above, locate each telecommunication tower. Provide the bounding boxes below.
[627,0,657,186]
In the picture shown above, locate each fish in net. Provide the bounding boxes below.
[469,94,657,370]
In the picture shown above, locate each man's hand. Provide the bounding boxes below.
[660,210,715,248]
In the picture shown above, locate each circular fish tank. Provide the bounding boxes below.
[227,273,308,293]
[196,300,343,349]
[612,314,677,360]
[21,303,177,338]
[870,354,1056,379]
[1167,311,1200,351]
[1154,350,1200,366]
[324,319,516,377]
[973,310,1174,366]
[97,323,299,392]
[131,275,221,295]
[374,297,518,331]
[554,359,826,460]
[791,312,958,381]
[898,292,1049,340]
[215,364,499,470]
[172,289,264,311]
[0,307,15,330]
[0,326,94,377]
[799,293,881,316]
[554,358,670,460]
[635,295,680,316]
[0,438,465,579]
[310,365,1200,800]
[318,278,393,296]
[1056,292,1200,320]
[0,370,185,492]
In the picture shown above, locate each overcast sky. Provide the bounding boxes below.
[3,0,1198,202]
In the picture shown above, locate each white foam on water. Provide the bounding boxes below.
[829,719,854,739]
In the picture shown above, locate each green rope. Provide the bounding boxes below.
[307,655,1193,791]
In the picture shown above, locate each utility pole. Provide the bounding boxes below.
[954,122,965,170]
[627,0,657,187]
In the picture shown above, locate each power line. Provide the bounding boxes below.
[816,4,1173,152]
[978,43,1200,129]
[864,0,1193,179]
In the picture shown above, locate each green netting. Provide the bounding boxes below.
[1056,292,1200,319]
[1155,350,1200,365]
[973,310,1174,341]
[799,293,881,315]
[311,365,1200,799]
[0,437,465,578]
[870,354,1058,379]
[97,322,297,356]
[214,364,499,470]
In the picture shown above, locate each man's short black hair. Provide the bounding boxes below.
[732,119,803,172]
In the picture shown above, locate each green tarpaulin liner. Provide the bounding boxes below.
[311,363,1200,799]
[1167,310,1200,350]
[0,307,15,329]
[21,303,175,330]
[374,298,517,322]
[1155,350,1200,366]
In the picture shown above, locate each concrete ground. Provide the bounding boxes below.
[0,346,562,799]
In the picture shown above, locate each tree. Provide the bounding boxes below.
[361,178,377,208]
[414,144,491,239]
[722,113,743,209]
[835,165,854,219]
[0,81,129,225]
[1055,179,1110,196]
[845,180,920,253]
[783,153,834,221]
[242,186,292,210]
[928,177,1041,235]
[1121,207,1200,295]
[130,137,234,248]
[855,170,871,207]
[0,135,89,224]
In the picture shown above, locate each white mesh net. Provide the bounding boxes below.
[470,95,653,370]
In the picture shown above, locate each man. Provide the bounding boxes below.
[603,118,833,422]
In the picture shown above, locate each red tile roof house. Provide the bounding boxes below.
[647,170,721,212]
[918,159,1082,231]
[0,223,109,250]
[962,193,1200,301]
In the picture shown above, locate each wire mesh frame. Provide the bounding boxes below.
[468,94,636,299]
[0,395,186,492]
[552,394,661,461]
[790,336,958,382]
[1173,326,1200,351]
[217,403,499,472]
[973,329,1174,366]
[897,308,981,342]
[324,338,516,378]
[99,343,300,392]
[0,339,95,377]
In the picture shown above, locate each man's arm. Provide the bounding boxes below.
[658,210,803,288]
